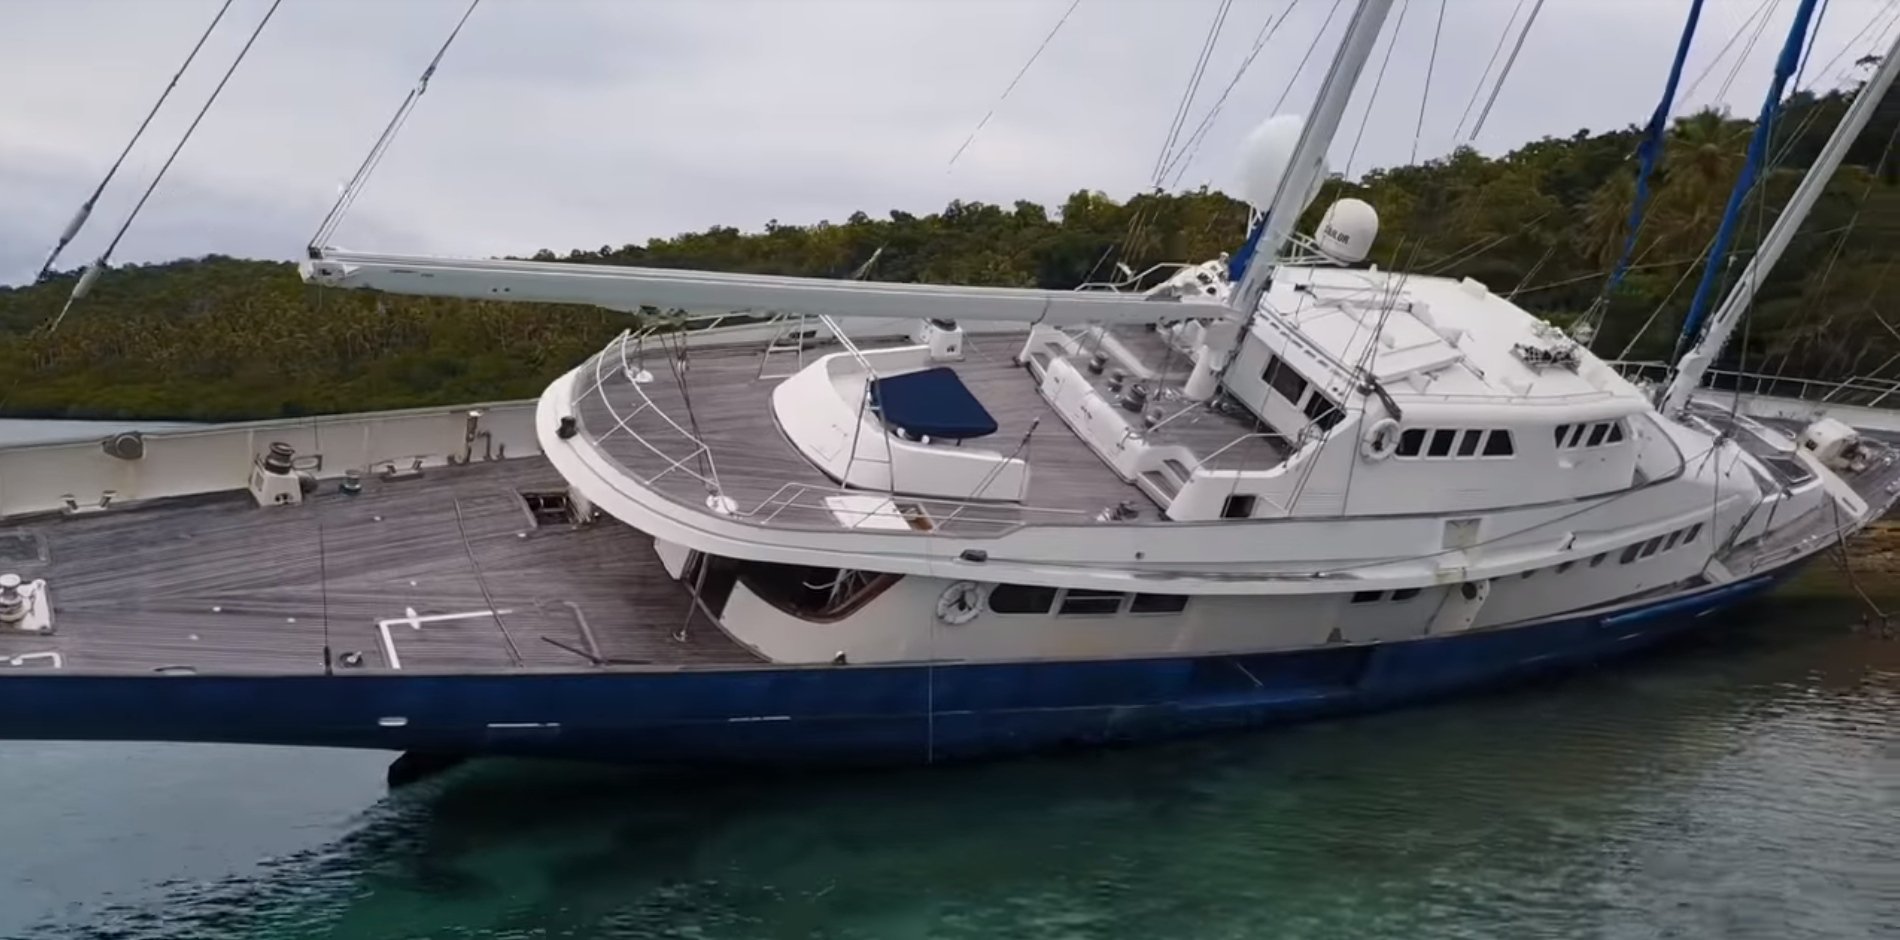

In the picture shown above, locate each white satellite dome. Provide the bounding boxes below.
[1314,198,1379,263]
[1232,115,1328,213]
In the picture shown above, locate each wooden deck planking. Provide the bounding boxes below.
[0,460,757,675]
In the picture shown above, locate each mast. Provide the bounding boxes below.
[1229,0,1398,318]
[1661,26,1900,416]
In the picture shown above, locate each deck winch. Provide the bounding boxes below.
[0,573,52,634]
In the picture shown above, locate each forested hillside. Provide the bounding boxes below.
[1,83,1894,422]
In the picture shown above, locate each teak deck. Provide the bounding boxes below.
[0,460,757,675]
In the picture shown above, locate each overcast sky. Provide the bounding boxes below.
[1,0,1893,285]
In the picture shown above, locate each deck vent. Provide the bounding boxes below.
[520,491,576,527]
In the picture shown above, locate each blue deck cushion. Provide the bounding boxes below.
[869,366,998,441]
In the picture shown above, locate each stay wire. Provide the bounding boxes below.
[311,0,482,250]
[1681,0,1779,105]
[36,0,235,282]
[947,0,1084,169]
[1153,0,1235,185]
[1411,0,1446,164]
[1161,0,1305,189]
[1453,0,1528,142]
[46,0,282,335]
[1466,0,1546,142]
[1344,0,1410,178]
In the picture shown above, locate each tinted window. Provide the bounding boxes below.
[1640,536,1664,557]
[1397,429,1426,457]
[1350,590,1383,604]
[1566,424,1587,448]
[1058,589,1123,616]
[1264,356,1309,405]
[1428,429,1456,457]
[1587,423,1609,447]
[1221,494,1257,519]
[1557,560,1575,573]
[1482,430,1515,456]
[1554,425,1569,447]
[1457,429,1482,456]
[1607,422,1626,443]
[1391,587,1421,601]
[1684,523,1702,543]
[1303,393,1342,430]
[1664,530,1682,550]
[989,584,1056,614]
[1620,544,1642,564]
[1129,593,1188,613]
[1591,552,1608,567]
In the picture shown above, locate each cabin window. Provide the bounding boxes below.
[1391,587,1421,601]
[1058,589,1123,616]
[1397,429,1426,457]
[1684,523,1702,543]
[1457,429,1483,457]
[1221,494,1257,519]
[1557,560,1575,574]
[1591,552,1608,567]
[1482,430,1516,457]
[1587,423,1609,447]
[989,584,1057,614]
[1129,593,1189,614]
[1303,394,1343,431]
[1351,590,1384,604]
[1566,424,1587,449]
[1664,530,1682,551]
[1427,429,1456,458]
[1619,544,1643,565]
[1264,356,1309,406]
[1520,569,1537,579]
[1607,421,1626,443]
[1554,425,1569,447]
[1640,536,1664,558]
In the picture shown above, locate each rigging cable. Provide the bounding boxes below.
[1679,0,1779,106]
[1452,0,1528,142]
[1343,0,1410,178]
[1581,0,1708,342]
[1410,0,1446,164]
[1161,0,1306,189]
[1152,0,1236,185]
[35,0,236,282]
[45,0,283,336]
[946,0,1084,169]
[1465,0,1546,143]
[1670,0,1826,366]
[310,0,482,250]
[1713,0,1788,107]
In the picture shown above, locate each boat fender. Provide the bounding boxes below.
[1362,417,1401,461]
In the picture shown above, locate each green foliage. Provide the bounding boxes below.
[3,84,1896,421]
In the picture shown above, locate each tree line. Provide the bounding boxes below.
[1,81,1894,422]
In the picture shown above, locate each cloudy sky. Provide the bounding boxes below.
[1,0,1893,285]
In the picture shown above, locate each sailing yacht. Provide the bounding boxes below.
[0,0,1894,769]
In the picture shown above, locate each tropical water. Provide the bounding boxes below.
[0,423,1895,938]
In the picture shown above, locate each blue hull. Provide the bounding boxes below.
[0,571,1795,766]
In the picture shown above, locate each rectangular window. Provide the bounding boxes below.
[1587,423,1609,447]
[1591,552,1608,567]
[1457,429,1482,457]
[1554,425,1569,447]
[1482,430,1516,456]
[1058,589,1123,616]
[1620,544,1643,565]
[1664,530,1682,551]
[1303,393,1342,431]
[1264,356,1309,406]
[1557,560,1575,574]
[1607,421,1626,443]
[1350,590,1384,604]
[1520,569,1536,579]
[989,584,1057,614]
[1684,523,1703,543]
[1566,424,1587,449]
[1427,429,1456,457]
[1129,593,1189,614]
[1397,428,1426,457]
[1221,494,1257,519]
[1391,587,1421,601]
[1639,536,1664,558]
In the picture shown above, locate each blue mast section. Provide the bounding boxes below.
[1672,0,1824,359]
[1228,212,1269,282]
[1601,0,1706,302]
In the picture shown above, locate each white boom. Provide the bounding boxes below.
[300,250,1215,327]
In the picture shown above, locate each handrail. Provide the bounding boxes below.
[1609,359,1900,409]
[744,481,1094,531]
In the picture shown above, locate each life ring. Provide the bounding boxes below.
[1361,417,1401,461]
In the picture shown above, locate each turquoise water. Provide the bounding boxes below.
[0,589,1891,938]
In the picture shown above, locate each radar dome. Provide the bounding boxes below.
[1315,198,1378,263]
[1233,115,1327,213]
